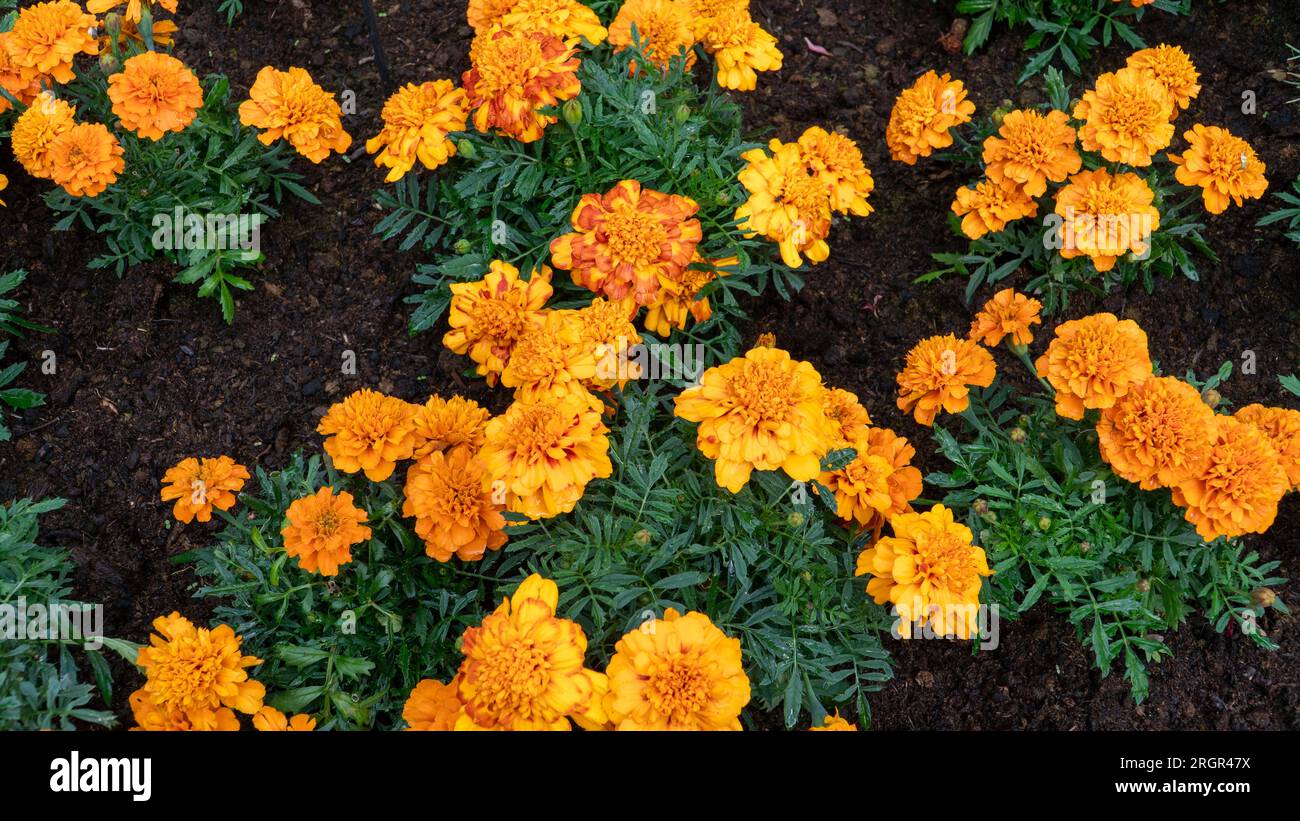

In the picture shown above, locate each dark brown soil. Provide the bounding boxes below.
[1,0,1297,729]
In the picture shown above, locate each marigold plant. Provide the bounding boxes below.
[1035,312,1152,420]
[160,455,249,524]
[238,65,352,162]
[896,334,997,426]
[317,389,418,482]
[106,50,202,141]
[443,260,554,385]
[402,447,508,562]
[968,287,1042,349]
[366,80,470,182]
[462,28,581,143]
[281,487,372,576]
[886,70,975,165]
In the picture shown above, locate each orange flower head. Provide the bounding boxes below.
[642,253,732,337]
[697,6,781,91]
[1235,404,1300,490]
[402,447,508,562]
[683,0,748,42]
[107,51,202,141]
[608,0,697,72]
[1169,124,1267,215]
[822,386,872,444]
[797,126,875,216]
[735,139,833,268]
[895,334,997,426]
[968,287,1042,348]
[501,309,600,408]
[4,0,98,85]
[0,33,45,113]
[316,389,418,481]
[443,260,554,385]
[951,175,1039,240]
[1127,44,1200,111]
[410,394,490,459]
[252,706,316,731]
[1172,416,1288,541]
[281,486,371,576]
[573,297,643,391]
[551,179,702,305]
[1096,376,1215,489]
[238,66,352,162]
[811,711,857,731]
[462,28,581,143]
[467,0,516,33]
[366,80,469,182]
[403,677,463,731]
[501,0,608,47]
[1035,312,1152,420]
[1053,168,1161,272]
[1073,67,1174,166]
[160,455,249,524]
[822,426,923,532]
[886,70,975,165]
[47,122,124,198]
[12,92,78,180]
[981,108,1082,197]
[86,0,179,23]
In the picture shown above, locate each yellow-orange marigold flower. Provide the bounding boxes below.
[981,108,1082,197]
[10,92,76,179]
[467,0,516,33]
[603,607,749,730]
[366,80,469,182]
[886,70,975,165]
[674,345,839,493]
[1073,67,1174,166]
[551,179,702,305]
[573,297,643,391]
[479,394,613,519]
[160,455,249,524]
[0,33,44,113]
[736,139,833,268]
[501,309,600,408]
[855,504,991,639]
[822,386,872,444]
[238,66,352,162]
[968,287,1042,348]
[402,447,507,562]
[410,394,490,459]
[444,260,554,385]
[1172,416,1288,541]
[130,612,264,731]
[456,574,607,730]
[1096,376,1215,490]
[47,122,124,198]
[1169,124,1268,215]
[463,28,581,143]
[1127,44,1200,111]
[822,426,923,533]
[797,125,874,216]
[683,0,747,41]
[501,0,608,47]
[608,0,696,72]
[1053,168,1161,272]
[107,51,202,141]
[1035,312,1152,420]
[896,334,997,427]
[281,486,371,576]
[252,706,316,731]
[697,6,781,91]
[811,711,857,731]
[643,254,733,337]
[951,175,1039,240]
[4,0,98,85]
[317,388,417,481]
[403,677,462,730]
[1235,404,1300,490]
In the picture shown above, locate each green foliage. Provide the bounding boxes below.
[218,0,244,25]
[1257,173,1300,247]
[0,270,50,442]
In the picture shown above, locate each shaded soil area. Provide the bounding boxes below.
[0,0,1297,729]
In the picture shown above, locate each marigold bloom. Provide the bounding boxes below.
[411,394,490,459]
[86,0,179,22]
[608,0,696,72]
[366,80,469,182]
[48,122,125,197]
[886,70,975,165]
[604,608,749,730]
[981,109,1081,197]
[456,574,607,730]
[462,28,581,143]
[317,388,418,481]
[551,179,702,305]
[822,386,872,444]
[106,51,201,141]
[467,0,516,32]
[1235,404,1300,490]
[238,66,352,162]
[1168,124,1268,215]
[501,0,608,46]
[11,92,76,179]
[1034,312,1152,420]
[1073,67,1174,166]
[697,6,781,91]
[1127,44,1200,111]
[855,504,991,639]
[683,0,747,41]
[895,335,996,427]
[160,455,249,524]
[643,254,732,337]
[4,0,98,85]
[573,297,643,391]
[501,310,600,408]
[674,345,838,493]
[1172,416,1288,541]
[479,394,613,519]
[822,426,923,533]
[796,126,874,217]
[736,139,833,268]
[968,287,1042,348]
[0,33,44,113]
[811,711,856,731]
[281,487,371,576]
[1096,376,1215,490]
[252,706,316,731]
[403,678,462,731]
[1053,168,1161,272]
[402,447,507,562]
[130,612,265,731]
[444,261,554,385]
[951,175,1038,240]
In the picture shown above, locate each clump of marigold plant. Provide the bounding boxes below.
[1053,168,1161,272]
[797,125,875,217]
[410,394,490,458]
[895,334,997,426]
[1168,124,1268,215]
[4,0,98,85]
[608,0,696,72]
[735,139,833,268]
[1126,44,1200,111]
[462,28,581,143]
[402,447,507,562]
[160,455,249,524]
[11,93,77,179]
[253,706,316,731]
[968,287,1042,349]
[317,388,418,481]
[238,65,352,162]
[1095,376,1215,490]
[1072,66,1174,167]
[46,122,125,198]
[281,486,372,576]
[1235,404,1300,491]
[951,175,1039,240]
[443,260,554,385]
[1172,416,1289,541]
[402,677,462,731]
[106,51,203,141]
[696,4,782,91]
[500,309,600,408]
[820,426,923,538]
[366,80,469,182]
[1034,312,1152,420]
[886,70,975,165]
[981,109,1082,197]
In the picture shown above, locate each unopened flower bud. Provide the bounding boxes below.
[1136,578,1151,593]
[1009,427,1027,443]
[800,570,812,582]
[1202,388,1221,409]
[1253,587,1276,608]
[787,511,805,528]
[456,138,476,160]
[674,103,690,123]
[562,99,583,127]
[1079,540,1092,554]
[634,528,652,546]
[980,510,997,525]
[453,238,472,254]
[754,332,776,349]
[99,52,120,74]
[715,189,730,206]
[104,12,122,38]
[1037,516,1051,531]
[991,98,1014,126]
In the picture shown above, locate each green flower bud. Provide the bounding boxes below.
[787,511,805,528]
[972,499,990,516]
[1009,427,1027,443]
[1037,516,1051,531]
[1253,587,1276,608]
[1202,388,1222,409]
[453,238,472,255]
[1136,578,1151,593]
[456,138,477,160]
[715,189,730,206]
[674,103,691,123]
[633,528,652,547]
[99,52,121,74]
[562,99,583,127]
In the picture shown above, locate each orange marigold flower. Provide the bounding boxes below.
[501,309,600,409]
[501,0,608,47]
[107,51,202,141]
[365,80,469,182]
[467,0,516,33]
[822,386,872,444]
[642,254,732,337]
[951,174,1038,240]
[1073,67,1174,166]
[410,394,490,459]
[1096,376,1215,490]
[896,334,997,426]
[608,0,696,72]
[480,394,613,519]
[968,287,1042,348]
[811,710,857,731]
[1127,44,1200,111]
[1168,124,1268,215]
[1053,168,1161,272]
[1172,416,1288,541]
[797,125,874,216]
[403,677,462,730]
[86,0,178,22]
[697,6,782,91]
[551,179,702,305]
[281,486,371,576]
[462,28,581,143]
[822,426,923,533]
[0,33,44,113]
[4,0,98,85]
[572,297,643,391]
[1035,312,1152,420]
[47,122,125,198]
[674,345,839,493]
[444,261,554,385]
[683,0,747,41]
[886,70,975,165]
[252,706,316,731]
[11,92,76,179]
[238,66,352,162]
[1235,404,1300,490]
[317,388,417,481]
[402,447,507,562]
[603,607,750,730]
[855,504,992,639]
[736,139,833,268]
[130,612,264,731]
[160,455,249,524]
[455,574,608,730]
[981,108,1082,197]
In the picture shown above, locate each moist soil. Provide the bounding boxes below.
[0,0,1297,729]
